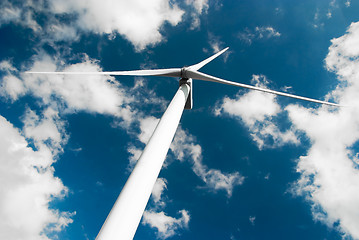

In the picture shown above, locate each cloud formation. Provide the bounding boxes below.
[185,0,209,29]
[238,26,281,45]
[143,210,190,239]
[170,127,244,197]
[0,52,137,239]
[215,75,299,149]
[49,0,184,50]
[0,0,210,50]
[142,178,190,239]
[0,113,73,239]
[287,21,359,239]
[216,21,359,239]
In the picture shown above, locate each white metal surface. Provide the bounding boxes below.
[26,68,182,77]
[25,47,339,107]
[96,83,191,240]
[185,69,341,107]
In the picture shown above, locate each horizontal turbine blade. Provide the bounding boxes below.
[26,68,182,78]
[186,69,341,107]
[188,47,229,71]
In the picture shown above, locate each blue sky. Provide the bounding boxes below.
[1,0,359,239]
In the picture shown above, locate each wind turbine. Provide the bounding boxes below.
[27,47,339,240]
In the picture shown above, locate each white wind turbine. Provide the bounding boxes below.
[27,47,339,240]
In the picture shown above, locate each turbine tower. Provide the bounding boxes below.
[27,47,339,240]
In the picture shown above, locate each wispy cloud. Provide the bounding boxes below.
[249,216,256,226]
[204,33,231,63]
[238,26,281,45]
[185,0,209,29]
[170,127,244,197]
[313,0,351,28]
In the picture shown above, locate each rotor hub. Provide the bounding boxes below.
[180,67,189,79]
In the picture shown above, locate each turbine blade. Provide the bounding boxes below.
[188,47,229,71]
[26,68,182,78]
[186,70,340,107]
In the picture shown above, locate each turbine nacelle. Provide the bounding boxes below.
[180,67,190,79]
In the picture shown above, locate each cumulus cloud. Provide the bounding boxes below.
[0,0,212,50]
[22,53,135,120]
[0,114,73,239]
[215,74,299,149]
[219,21,359,239]
[49,0,184,50]
[0,0,187,50]
[143,210,190,239]
[238,26,281,45]
[286,21,359,239]
[0,52,140,239]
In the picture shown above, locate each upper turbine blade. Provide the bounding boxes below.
[186,69,341,107]
[188,47,229,71]
[26,68,182,78]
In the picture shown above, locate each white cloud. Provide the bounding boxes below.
[0,115,73,240]
[205,33,231,62]
[238,26,281,45]
[20,53,135,120]
[46,24,79,42]
[186,0,209,14]
[138,116,160,144]
[142,210,190,239]
[0,53,140,238]
[127,145,143,170]
[1,74,26,101]
[215,23,359,237]
[0,0,41,31]
[255,26,281,39]
[249,216,256,226]
[0,4,21,25]
[185,0,209,29]
[0,60,17,72]
[171,127,244,197]
[0,0,212,50]
[143,175,188,239]
[215,75,299,149]
[285,21,359,239]
[0,60,26,101]
[125,101,243,197]
[48,0,184,50]
[23,107,67,155]
[0,0,187,50]
[151,178,168,206]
